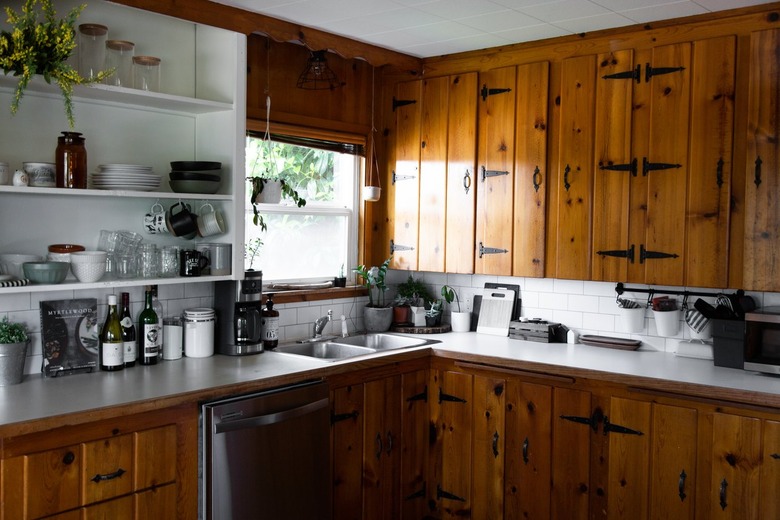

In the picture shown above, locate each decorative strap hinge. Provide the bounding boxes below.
[392,170,416,184]
[478,242,508,258]
[597,244,635,263]
[481,165,510,181]
[406,385,428,403]
[642,157,681,176]
[645,63,685,82]
[438,388,467,404]
[392,96,417,111]
[405,482,426,501]
[602,64,641,83]
[560,409,602,432]
[480,84,512,101]
[602,416,644,436]
[436,484,466,502]
[640,245,679,264]
[331,410,359,424]
[390,240,414,254]
[600,158,638,177]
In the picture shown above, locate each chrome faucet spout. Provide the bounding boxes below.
[313,309,333,338]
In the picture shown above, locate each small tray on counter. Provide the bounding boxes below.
[391,324,452,334]
[579,335,642,351]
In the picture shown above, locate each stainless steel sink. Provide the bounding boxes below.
[274,333,440,361]
[332,333,432,350]
[274,341,376,361]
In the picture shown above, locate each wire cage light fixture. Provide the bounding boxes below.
[296,50,341,90]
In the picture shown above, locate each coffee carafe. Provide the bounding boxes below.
[215,270,264,355]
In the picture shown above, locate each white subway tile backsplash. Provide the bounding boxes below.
[568,294,600,312]
[538,291,566,309]
[553,279,584,294]
[525,277,554,292]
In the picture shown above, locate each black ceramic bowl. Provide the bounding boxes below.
[170,161,222,171]
[169,171,221,182]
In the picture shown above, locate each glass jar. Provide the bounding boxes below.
[139,243,160,279]
[104,40,134,87]
[78,24,108,80]
[132,55,161,92]
[55,132,88,189]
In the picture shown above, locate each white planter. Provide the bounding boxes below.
[450,311,471,332]
[653,309,681,337]
[254,180,282,204]
[618,307,645,333]
[410,306,426,327]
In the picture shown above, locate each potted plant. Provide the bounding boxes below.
[442,285,471,332]
[0,316,29,385]
[396,275,433,327]
[333,264,347,288]
[425,300,442,327]
[391,294,412,325]
[247,176,306,232]
[354,256,393,332]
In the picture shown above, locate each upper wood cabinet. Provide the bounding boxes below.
[743,28,780,292]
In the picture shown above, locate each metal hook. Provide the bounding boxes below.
[646,290,655,308]
[682,293,689,310]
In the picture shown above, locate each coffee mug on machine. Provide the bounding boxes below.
[179,249,210,277]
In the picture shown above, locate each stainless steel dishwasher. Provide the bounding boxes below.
[202,380,331,519]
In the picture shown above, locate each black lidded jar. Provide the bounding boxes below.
[56,131,87,188]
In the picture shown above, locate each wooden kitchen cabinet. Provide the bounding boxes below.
[0,405,196,519]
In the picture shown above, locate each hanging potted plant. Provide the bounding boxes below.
[442,285,471,332]
[0,316,29,385]
[354,256,392,332]
[247,176,306,231]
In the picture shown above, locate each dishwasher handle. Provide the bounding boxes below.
[214,397,329,434]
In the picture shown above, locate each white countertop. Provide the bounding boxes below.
[1,332,778,432]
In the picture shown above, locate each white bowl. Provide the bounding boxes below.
[0,254,44,279]
[71,261,106,283]
[70,250,108,263]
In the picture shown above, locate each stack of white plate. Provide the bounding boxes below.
[90,164,161,191]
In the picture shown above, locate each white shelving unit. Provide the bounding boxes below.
[0,0,247,295]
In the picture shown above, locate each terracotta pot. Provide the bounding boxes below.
[392,305,410,325]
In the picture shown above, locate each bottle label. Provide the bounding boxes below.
[142,324,161,358]
[124,340,137,363]
[262,316,279,341]
[102,341,124,367]
[120,316,133,328]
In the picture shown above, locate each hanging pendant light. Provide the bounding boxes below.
[296,50,341,90]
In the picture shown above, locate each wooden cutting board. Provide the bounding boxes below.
[476,288,515,336]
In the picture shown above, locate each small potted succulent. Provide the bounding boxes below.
[425,300,442,327]
[397,275,433,327]
[442,285,471,332]
[0,316,29,385]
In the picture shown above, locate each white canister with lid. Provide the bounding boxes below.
[183,307,215,357]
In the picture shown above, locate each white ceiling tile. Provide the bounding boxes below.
[553,12,636,33]
[364,29,436,48]
[490,0,562,8]
[494,23,573,43]
[263,0,400,25]
[325,8,445,37]
[590,0,691,10]
[458,9,541,32]
[403,20,484,41]
[414,0,509,19]
[518,0,611,22]
[404,33,512,56]
[620,1,708,23]
[693,0,775,10]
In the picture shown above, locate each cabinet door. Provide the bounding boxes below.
[759,419,780,520]
[744,28,780,291]
[331,384,364,520]
[82,434,134,504]
[400,370,430,519]
[476,66,516,274]
[649,403,697,519]
[471,374,506,520]
[555,55,596,280]
[82,494,134,520]
[710,413,761,519]
[364,376,402,520]
[551,387,593,520]
[504,380,552,519]
[513,62,549,278]
[445,72,478,274]
[685,36,736,288]
[135,483,177,520]
[392,80,422,270]
[606,397,651,520]
[419,76,450,272]
[134,425,176,490]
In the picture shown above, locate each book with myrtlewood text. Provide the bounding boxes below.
[39,298,98,377]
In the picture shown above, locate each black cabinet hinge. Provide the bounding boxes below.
[392,170,416,184]
[478,242,508,258]
[600,158,638,177]
[438,388,467,404]
[642,157,681,176]
[640,245,679,264]
[392,96,417,111]
[645,63,685,82]
[597,244,635,263]
[405,482,426,501]
[480,84,512,102]
[390,240,414,255]
[602,416,644,436]
[602,64,641,83]
[407,385,428,403]
[436,484,466,502]
[560,409,602,432]
[481,165,510,181]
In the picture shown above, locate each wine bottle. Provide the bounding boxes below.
[120,292,136,368]
[150,284,164,354]
[261,294,280,350]
[100,295,124,371]
[138,288,160,365]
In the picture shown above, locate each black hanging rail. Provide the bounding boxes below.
[615,282,744,300]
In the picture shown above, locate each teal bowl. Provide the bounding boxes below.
[22,261,69,284]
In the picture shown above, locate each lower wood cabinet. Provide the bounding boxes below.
[0,405,197,520]
[330,358,779,520]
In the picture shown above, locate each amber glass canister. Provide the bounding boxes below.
[56,132,88,188]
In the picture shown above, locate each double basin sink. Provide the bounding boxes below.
[275,333,441,361]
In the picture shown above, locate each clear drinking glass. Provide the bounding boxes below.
[116,253,137,279]
[139,243,159,278]
[160,245,179,278]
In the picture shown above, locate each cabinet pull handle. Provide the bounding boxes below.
[522,437,529,464]
[716,157,724,188]
[375,433,383,459]
[754,156,762,187]
[330,410,359,424]
[678,469,687,501]
[62,451,75,465]
[91,468,126,483]
[719,478,728,510]
[492,431,500,458]
[386,431,393,455]
[563,164,571,191]
[463,170,471,194]
[532,166,542,192]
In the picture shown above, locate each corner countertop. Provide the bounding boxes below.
[1,332,778,437]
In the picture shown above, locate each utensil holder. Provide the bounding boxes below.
[653,309,681,337]
[618,306,645,333]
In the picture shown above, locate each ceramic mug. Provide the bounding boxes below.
[143,202,168,234]
[179,249,209,277]
[196,203,226,237]
[166,202,198,238]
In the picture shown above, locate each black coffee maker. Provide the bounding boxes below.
[215,270,264,355]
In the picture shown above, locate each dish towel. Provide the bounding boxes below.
[685,308,709,333]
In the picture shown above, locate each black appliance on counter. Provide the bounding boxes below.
[214,270,264,355]
[744,306,780,375]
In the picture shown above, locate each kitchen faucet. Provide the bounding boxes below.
[313,310,333,338]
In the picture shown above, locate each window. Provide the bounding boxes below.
[244,130,361,283]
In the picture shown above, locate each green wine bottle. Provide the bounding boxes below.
[138,288,160,365]
[100,294,124,371]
